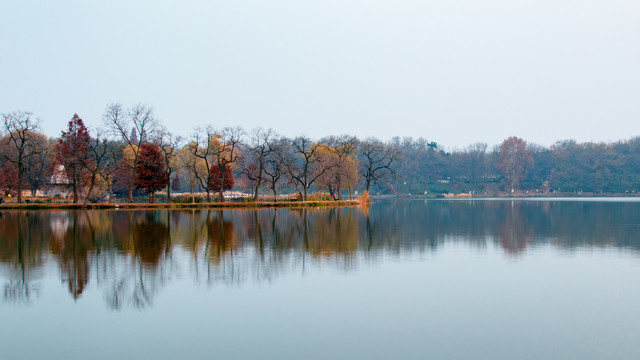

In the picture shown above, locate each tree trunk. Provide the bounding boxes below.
[166,170,172,203]
[329,186,336,201]
[84,172,98,206]
[253,182,260,202]
[128,167,135,203]
[272,185,278,202]
[72,169,78,204]
[218,172,225,203]
[252,171,263,201]
[17,160,23,203]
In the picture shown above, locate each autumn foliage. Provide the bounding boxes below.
[135,143,168,202]
[56,114,92,203]
[496,136,534,191]
[208,164,235,198]
[0,164,18,195]
[113,163,133,195]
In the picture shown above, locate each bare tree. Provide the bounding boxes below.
[154,126,182,203]
[358,138,401,192]
[263,137,287,201]
[241,128,276,201]
[81,130,118,205]
[320,135,358,200]
[284,135,333,201]
[189,126,217,202]
[210,127,244,202]
[1,111,42,203]
[97,140,124,203]
[24,133,54,197]
[103,103,157,202]
[178,143,200,202]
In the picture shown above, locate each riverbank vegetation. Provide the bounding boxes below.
[2,105,640,205]
[0,199,361,210]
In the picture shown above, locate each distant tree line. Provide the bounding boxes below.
[2,105,640,203]
[392,135,640,195]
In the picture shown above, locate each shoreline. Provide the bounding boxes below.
[4,192,639,209]
[374,193,640,199]
[0,199,364,210]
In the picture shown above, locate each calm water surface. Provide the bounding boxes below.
[1,199,640,359]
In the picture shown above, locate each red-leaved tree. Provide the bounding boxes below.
[113,162,133,196]
[208,164,235,201]
[0,164,19,195]
[56,114,91,203]
[135,143,168,203]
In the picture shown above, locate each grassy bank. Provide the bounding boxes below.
[0,199,364,210]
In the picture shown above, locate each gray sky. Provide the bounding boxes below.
[1,0,639,148]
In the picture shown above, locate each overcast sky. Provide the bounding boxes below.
[1,0,638,149]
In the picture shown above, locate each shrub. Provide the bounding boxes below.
[306,192,333,201]
[171,193,207,203]
[360,190,370,204]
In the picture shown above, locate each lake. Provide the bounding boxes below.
[1,198,640,359]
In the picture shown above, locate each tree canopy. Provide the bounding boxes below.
[135,143,168,203]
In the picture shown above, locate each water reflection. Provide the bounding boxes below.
[1,199,640,308]
[0,212,46,303]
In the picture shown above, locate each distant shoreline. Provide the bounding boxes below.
[374,193,640,199]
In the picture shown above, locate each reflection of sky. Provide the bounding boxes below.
[2,242,640,359]
[49,213,70,239]
[456,197,640,202]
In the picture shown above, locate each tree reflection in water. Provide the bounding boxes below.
[103,211,173,310]
[2,199,640,309]
[498,201,534,255]
[52,212,91,299]
[0,212,46,303]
